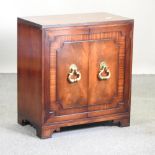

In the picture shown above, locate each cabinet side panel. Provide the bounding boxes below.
[124,21,134,113]
[17,20,42,127]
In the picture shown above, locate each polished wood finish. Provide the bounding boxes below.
[89,40,119,105]
[57,42,88,109]
[17,21,42,128]
[19,12,130,28]
[18,12,134,138]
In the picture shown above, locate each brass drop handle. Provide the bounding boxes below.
[67,64,81,83]
[98,61,111,80]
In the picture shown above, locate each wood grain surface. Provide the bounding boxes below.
[17,14,134,138]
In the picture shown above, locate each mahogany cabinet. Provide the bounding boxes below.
[17,12,134,138]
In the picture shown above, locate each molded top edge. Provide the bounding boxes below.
[18,12,133,28]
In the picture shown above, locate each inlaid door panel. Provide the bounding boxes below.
[57,41,89,109]
[88,40,119,106]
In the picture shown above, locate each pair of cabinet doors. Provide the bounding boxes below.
[46,23,131,121]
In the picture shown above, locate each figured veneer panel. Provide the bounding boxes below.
[88,40,119,105]
[57,42,89,109]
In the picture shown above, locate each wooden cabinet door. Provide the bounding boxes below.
[44,27,93,123]
[88,30,126,116]
[57,42,89,109]
[89,40,119,105]
[45,27,91,122]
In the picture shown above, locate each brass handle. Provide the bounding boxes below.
[67,64,81,83]
[98,61,111,80]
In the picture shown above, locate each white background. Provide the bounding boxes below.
[0,0,154,74]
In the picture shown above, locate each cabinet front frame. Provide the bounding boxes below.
[43,21,133,123]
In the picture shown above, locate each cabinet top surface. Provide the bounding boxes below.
[19,12,132,28]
